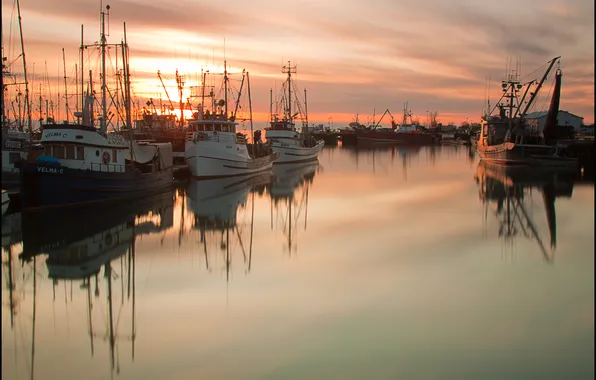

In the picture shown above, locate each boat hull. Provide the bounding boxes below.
[19,161,174,210]
[477,142,577,169]
[271,140,324,164]
[185,140,279,179]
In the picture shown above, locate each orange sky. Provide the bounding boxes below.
[2,0,594,127]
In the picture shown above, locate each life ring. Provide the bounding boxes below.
[103,151,111,164]
[105,233,113,246]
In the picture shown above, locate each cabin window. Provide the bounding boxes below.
[54,145,65,159]
[45,145,52,156]
[96,150,100,156]
[482,125,488,136]
[77,146,85,160]
[65,145,75,159]
[112,149,118,163]
[215,124,222,132]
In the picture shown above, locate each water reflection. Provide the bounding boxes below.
[5,191,175,380]
[343,144,425,177]
[268,161,319,256]
[474,161,576,262]
[186,174,271,277]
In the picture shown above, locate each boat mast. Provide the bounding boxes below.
[223,61,228,118]
[247,72,254,145]
[123,23,132,130]
[16,0,31,135]
[282,61,296,123]
[79,25,84,125]
[100,5,110,134]
[304,88,308,130]
[62,48,69,123]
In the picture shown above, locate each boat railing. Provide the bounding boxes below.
[90,162,126,172]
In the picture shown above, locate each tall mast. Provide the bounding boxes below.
[223,61,228,118]
[1,26,5,129]
[99,5,110,134]
[247,72,254,143]
[123,23,132,130]
[62,48,69,123]
[16,0,31,134]
[304,88,308,129]
[282,61,296,122]
[80,25,84,124]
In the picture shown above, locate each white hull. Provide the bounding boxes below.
[185,140,278,179]
[271,140,324,164]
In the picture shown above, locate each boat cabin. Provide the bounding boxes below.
[478,116,544,147]
[32,124,130,173]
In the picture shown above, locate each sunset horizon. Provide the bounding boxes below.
[2,0,594,128]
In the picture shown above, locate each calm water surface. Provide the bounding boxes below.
[2,144,594,380]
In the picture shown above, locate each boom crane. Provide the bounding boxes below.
[372,108,395,129]
[157,70,175,115]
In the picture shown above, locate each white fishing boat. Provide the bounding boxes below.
[265,61,324,164]
[184,62,278,179]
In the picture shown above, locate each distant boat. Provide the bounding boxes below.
[476,56,577,169]
[184,62,279,179]
[19,6,173,211]
[265,61,324,164]
[354,105,435,145]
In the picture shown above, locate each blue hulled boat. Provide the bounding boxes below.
[19,5,173,210]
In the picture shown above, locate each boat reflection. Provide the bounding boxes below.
[7,190,175,379]
[343,144,422,178]
[186,174,271,277]
[474,161,575,262]
[268,161,319,256]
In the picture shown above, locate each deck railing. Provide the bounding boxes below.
[90,162,126,172]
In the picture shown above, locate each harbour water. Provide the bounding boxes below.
[2,144,594,380]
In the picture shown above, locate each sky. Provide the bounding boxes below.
[2,0,594,128]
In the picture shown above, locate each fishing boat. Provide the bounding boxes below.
[184,62,279,179]
[354,105,435,145]
[265,61,324,163]
[19,6,174,211]
[474,160,575,262]
[476,56,577,169]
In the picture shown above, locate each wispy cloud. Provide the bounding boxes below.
[3,0,593,124]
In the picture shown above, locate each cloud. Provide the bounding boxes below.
[3,0,593,124]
